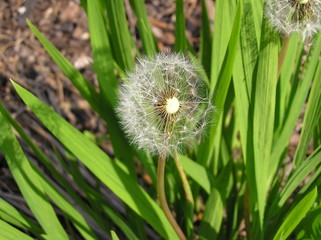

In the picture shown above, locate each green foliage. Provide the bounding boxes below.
[1,0,321,239]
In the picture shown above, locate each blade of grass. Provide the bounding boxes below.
[0,110,68,239]
[174,0,187,52]
[233,0,259,161]
[179,155,213,194]
[293,60,321,166]
[251,14,278,234]
[27,20,133,164]
[273,188,317,240]
[278,146,321,207]
[106,0,134,70]
[271,32,321,168]
[210,0,238,86]
[11,81,179,239]
[128,0,157,55]
[200,0,212,76]
[87,0,117,106]
[0,219,34,240]
[198,0,242,166]
[0,102,110,239]
[26,20,100,113]
[0,198,43,236]
[199,162,233,240]
[274,34,300,132]
[87,0,136,168]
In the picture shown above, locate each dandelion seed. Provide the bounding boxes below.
[265,0,321,39]
[116,53,214,156]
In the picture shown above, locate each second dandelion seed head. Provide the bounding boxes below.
[265,0,321,39]
[117,53,214,156]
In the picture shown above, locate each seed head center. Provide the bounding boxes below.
[166,97,180,114]
[299,0,308,4]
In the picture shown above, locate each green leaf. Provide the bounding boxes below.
[273,188,317,240]
[11,81,178,240]
[198,0,242,166]
[210,0,238,86]
[251,14,278,232]
[278,146,321,207]
[129,0,156,55]
[111,230,120,240]
[233,0,259,160]
[271,32,321,166]
[293,59,321,166]
[179,155,212,194]
[87,0,118,107]
[0,108,68,239]
[106,0,134,70]
[199,162,233,240]
[0,220,34,240]
[26,20,100,113]
[199,188,224,239]
[200,0,212,75]
[87,0,135,168]
[174,0,187,52]
[0,198,42,235]
[296,204,321,239]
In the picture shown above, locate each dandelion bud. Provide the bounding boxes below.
[116,53,214,156]
[265,0,321,39]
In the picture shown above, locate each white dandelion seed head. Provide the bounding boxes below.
[116,53,214,156]
[265,0,321,39]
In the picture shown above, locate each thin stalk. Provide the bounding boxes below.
[174,152,194,206]
[244,185,251,240]
[157,153,187,240]
[277,36,291,80]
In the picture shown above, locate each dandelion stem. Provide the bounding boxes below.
[174,152,194,206]
[157,153,187,240]
[277,36,291,80]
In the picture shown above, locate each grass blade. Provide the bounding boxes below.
[106,0,134,70]
[174,0,187,52]
[250,16,278,233]
[129,0,156,55]
[271,32,321,167]
[273,188,317,240]
[0,220,34,240]
[198,0,242,166]
[0,198,43,235]
[293,60,321,166]
[179,155,212,194]
[0,107,68,239]
[11,81,179,239]
[210,0,238,86]
[200,0,212,75]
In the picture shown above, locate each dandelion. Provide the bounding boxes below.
[117,53,213,240]
[265,0,321,39]
[117,53,213,157]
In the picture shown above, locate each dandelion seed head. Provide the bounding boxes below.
[116,53,214,156]
[265,0,321,39]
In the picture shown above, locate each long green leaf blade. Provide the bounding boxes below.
[174,0,187,52]
[0,220,34,240]
[106,0,134,70]
[129,0,156,55]
[251,15,278,232]
[0,107,68,240]
[293,59,321,166]
[11,81,178,239]
[273,188,317,240]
